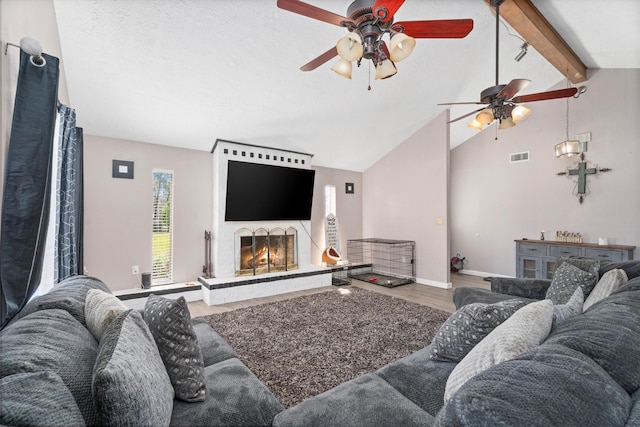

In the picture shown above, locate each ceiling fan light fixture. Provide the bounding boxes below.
[375,59,397,80]
[498,117,515,129]
[468,118,483,131]
[336,32,363,62]
[476,108,494,125]
[331,59,352,79]
[511,105,531,123]
[555,140,580,158]
[389,32,416,62]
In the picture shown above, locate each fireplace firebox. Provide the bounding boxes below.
[235,227,298,276]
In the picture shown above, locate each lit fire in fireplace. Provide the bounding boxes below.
[237,233,297,276]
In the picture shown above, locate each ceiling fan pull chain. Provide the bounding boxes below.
[368,60,372,91]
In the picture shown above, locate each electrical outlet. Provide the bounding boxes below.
[132,265,139,275]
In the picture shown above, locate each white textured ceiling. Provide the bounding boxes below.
[52,0,640,172]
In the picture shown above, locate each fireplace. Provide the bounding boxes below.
[209,140,314,279]
[235,227,298,276]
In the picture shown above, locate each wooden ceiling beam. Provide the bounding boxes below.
[485,0,588,83]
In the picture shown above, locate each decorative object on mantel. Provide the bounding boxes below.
[540,230,545,241]
[557,153,611,204]
[556,231,583,243]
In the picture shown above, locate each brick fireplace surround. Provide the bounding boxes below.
[197,140,332,304]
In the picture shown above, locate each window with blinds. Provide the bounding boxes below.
[152,169,173,284]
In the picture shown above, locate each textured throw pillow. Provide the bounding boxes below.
[144,295,206,402]
[545,262,596,305]
[583,268,628,311]
[552,286,583,329]
[559,257,600,294]
[444,299,553,402]
[93,309,174,426]
[85,289,128,341]
[429,299,526,362]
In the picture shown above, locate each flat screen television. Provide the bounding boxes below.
[225,160,315,221]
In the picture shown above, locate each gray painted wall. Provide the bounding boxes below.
[83,135,213,291]
[363,111,451,287]
[450,69,640,277]
[310,166,363,265]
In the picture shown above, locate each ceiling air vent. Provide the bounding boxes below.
[509,151,530,163]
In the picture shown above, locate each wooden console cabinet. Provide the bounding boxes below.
[515,239,635,279]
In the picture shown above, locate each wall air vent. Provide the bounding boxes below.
[509,151,530,163]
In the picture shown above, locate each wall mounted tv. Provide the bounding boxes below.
[225,160,315,221]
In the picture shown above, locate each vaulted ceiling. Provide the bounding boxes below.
[52,0,639,172]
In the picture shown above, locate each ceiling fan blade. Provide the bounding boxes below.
[511,87,579,103]
[497,79,531,100]
[393,19,474,38]
[277,0,352,27]
[300,47,338,72]
[448,107,487,124]
[372,0,405,22]
[438,101,485,106]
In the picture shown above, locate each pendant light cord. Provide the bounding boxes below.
[565,73,570,140]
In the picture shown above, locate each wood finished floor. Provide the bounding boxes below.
[187,273,490,318]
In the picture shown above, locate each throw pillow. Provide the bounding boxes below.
[444,299,553,402]
[552,287,583,330]
[558,257,600,295]
[144,295,206,402]
[429,299,526,362]
[545,262,596,305]
[85,289,128,341]
[93,309,174,426]
[583,268,628,311]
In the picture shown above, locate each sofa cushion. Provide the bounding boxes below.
[546,262,596,305]
[376,345,457,416]
[545,286,640,393]
[144,295,206,402]
[444,299,553,402]
[0,308,98,425]
[192,318,238,366]
[435,344,631,426]
[171,357,284,427]
[429,299,526,362]
[583,268,628,311]
[85,289,128,341]
[627,388,640,427]
[0,372,86,427]
[272,373,432,427]
[93,309,174,426]
[552,287,583,330]
[598,260,640,281]
[8,275,111,326]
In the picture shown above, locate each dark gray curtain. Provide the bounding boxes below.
[55,104,83,283]
[0,51,59,328]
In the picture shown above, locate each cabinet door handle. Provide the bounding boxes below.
[561,251,571,254]
[598,255,610,258]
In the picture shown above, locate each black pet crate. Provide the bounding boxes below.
[346,238,415,287]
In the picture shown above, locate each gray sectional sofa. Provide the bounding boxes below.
[273,260,640,426]
[0,275,283,426]
[1,261,639,426]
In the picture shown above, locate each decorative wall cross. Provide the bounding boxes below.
[557,153,611,204]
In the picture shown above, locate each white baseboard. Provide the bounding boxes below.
[416,277,452,289]
[456,269,513,278]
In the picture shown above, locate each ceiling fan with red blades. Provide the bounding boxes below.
[276,0,474,80]
[438,0,577,130]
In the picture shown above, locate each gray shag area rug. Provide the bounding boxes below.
[202,286,451,408]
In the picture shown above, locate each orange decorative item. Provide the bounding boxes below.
[322,246,341,264]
